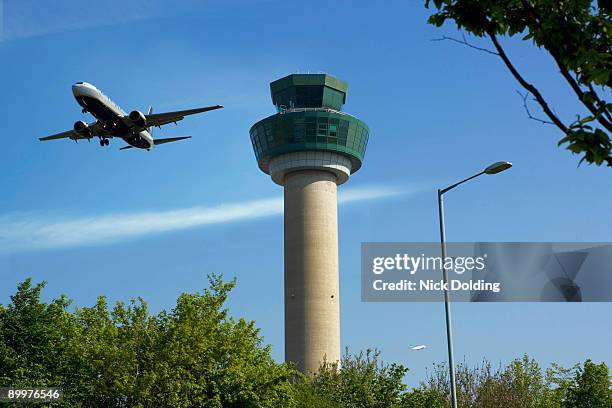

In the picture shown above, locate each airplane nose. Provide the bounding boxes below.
[72,83,84,95]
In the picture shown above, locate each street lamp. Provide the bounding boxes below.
[437,161,512,408]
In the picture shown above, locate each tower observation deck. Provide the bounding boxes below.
[249,74,370,373]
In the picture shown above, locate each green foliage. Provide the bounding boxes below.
[560,121,612,166]
[425,0,612,167]
[0,276,295,407]
[423,355,612,408]
[542,362,575,408]
[402,387,446,407]
[292,349,410,408]
[1,278,611,407]
[0,279,72,390]
[564,359,612,408]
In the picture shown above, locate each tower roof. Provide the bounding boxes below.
[270,74,348,111]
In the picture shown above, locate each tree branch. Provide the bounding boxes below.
[588,83,612,124]
[487,30,570,134]
[518,0,612,132]
[516,90,555,125]
[547,49,612,132]
[431,34,499,56]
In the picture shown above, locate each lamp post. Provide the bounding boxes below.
[437,161,512,408]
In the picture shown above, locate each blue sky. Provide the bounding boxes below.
[1,0,610,387]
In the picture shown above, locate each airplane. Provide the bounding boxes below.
[39,82,223,150]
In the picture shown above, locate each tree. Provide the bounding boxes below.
[292,349,411,408]
[542,362,576,408]
[0,276,296,407]
[0,279,73,391]
[564,359,612,408]
[421,356,612,408]
[3,278,611,407]
[402,388,446,408]
[423,356,555,407]
[425,0,612,167]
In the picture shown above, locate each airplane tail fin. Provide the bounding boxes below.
[147,106,153,136]
[119,136,191,151]
[153,136,191,146]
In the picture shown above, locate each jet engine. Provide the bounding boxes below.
[73,121,91,136]
[129,110,147,127]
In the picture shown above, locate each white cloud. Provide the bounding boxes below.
[1,0,274,42]
[2,0,163,41]
[0,186,411,254]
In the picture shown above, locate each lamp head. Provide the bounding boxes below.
[484,161,512,175]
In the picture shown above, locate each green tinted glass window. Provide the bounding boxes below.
[250,111,368,173]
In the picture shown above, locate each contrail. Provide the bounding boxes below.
[0,185,414,254]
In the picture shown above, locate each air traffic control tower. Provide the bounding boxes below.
[249,74,369,373]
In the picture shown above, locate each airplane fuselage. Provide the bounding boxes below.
[40,82,222,149]
[72,82,153,149]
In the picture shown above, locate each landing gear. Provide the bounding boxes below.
[99,138,110,146]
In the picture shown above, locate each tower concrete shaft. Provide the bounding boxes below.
[284,170,340,373]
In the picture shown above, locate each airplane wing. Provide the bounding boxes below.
[39,122,108,141]
[39,130,76,141]
[141,105,223,128]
